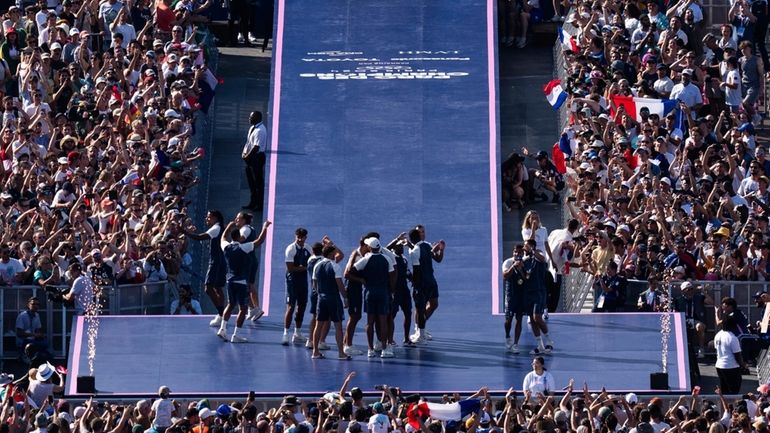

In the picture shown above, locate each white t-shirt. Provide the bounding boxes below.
[714,329,741,369]
[0,258,24,284]
[725,69,742,107]
[368,414,389,433]
[69,275,95,314]
[285,243,312,263]
[205,223,221,239]
[522,226,549,255]
[522,370,556,394]
[354,252,395,272]
[151,398,174,427]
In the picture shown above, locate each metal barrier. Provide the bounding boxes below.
[2,281,170,360]
[758,349,770,385]
[560,271,595,312]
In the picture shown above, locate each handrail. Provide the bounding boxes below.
[2,281,172,360]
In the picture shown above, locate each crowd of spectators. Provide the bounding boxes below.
[502,0,770,288]
[0,0,219,297]
[5,370,770,433]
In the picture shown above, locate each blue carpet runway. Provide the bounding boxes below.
[65,313,689,396]
[65,0,691,397]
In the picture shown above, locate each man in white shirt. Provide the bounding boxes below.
[670,69,703,115]
[0,244,25,285]
[63,263,95,314]
[653,64,674,98]
[242,111,267,210]
[367,403,389,433]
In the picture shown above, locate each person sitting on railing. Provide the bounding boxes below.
[673,281,714,359]
[15,296,48,360]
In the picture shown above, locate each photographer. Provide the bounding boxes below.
[522,148,564,204]
[142,249,168,282]
[170,284,202,315]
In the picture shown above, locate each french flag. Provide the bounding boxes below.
[610,95,677,121]
[558,27,578,52]
[407,399,481,429]
[544,79,568,110]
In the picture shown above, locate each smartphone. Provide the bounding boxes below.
[47,395,54,405]
[568,196,577,202]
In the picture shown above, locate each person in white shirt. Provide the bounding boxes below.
[0,244,25,285]
[721,56,742,112]
[714,315,746,393]
[63,263,95,314]
[522,356,556,394]
[150,386,175,430]
[653,64,674,98]
[367,403,389,433]
[242,110,267,210]
[670,69,703,114]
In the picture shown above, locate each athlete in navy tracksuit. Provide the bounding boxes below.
[350,237,396,358]
[311,245,349,360]
[283,227,312,345]
[306,242,325,350]
[408,226,444,344]
[236,211,264,322]
[387,242,412,346]
[183,210,227,327]
[216,219,271,343]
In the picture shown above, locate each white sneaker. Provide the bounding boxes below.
[209,315,222,327]
[373,341,382,351]
[248,33,259,44]
[505,337,513,349]
[319,341,330,351]
[216,328,228,341]
[510,344,520,354]
[544,344,553,354]
[305,339,313,349]
[410,333,427,345]
[281,333,290,346]
[380,347,395,358]
[543,311,549,321]
[697,348,705,359]
[292,333,307,344]
[367,349,377,358]
[231,334,248,343]
[237,33,245,44]
[344,345,363,356]
[251,308,264,321]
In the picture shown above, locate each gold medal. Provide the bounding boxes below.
[517,279,524,285]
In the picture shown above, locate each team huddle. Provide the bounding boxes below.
[282,225,445,360]
[188,212,445,360]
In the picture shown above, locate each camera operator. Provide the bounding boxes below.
[522,147,565,203]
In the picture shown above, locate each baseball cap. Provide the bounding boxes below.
[199,408,214,420]
[682,68,694,76]
[365,237,381,249]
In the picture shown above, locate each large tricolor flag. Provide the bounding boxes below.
[544,79,568,110]
[610,95,677,121]
[558,26,578,52]
[407,399,481,429]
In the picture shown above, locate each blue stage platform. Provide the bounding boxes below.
[63,0,690,398]
[65,313,689,397]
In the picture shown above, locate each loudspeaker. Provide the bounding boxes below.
[650,372,669,390]
[77,376,95,394]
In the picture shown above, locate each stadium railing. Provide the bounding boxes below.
[2,281,170,360]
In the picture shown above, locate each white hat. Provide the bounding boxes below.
[57,157,69,164]
[69,27,79,36]
[199,408,214,420]
[681,281,694,290]
[625,393,638,404]
[660,177,671,185]
[50,42,62,51]
[364,237,381,250]
[579,162,591,170]
[617,224,631,233]
[592,204,605,213]
[682,68,694,76]
[673,266,685,274]
[36,362,55,381]
[164,109,181,118]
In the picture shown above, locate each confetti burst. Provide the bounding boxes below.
[83,278,103,376]
[660,293,672,374]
